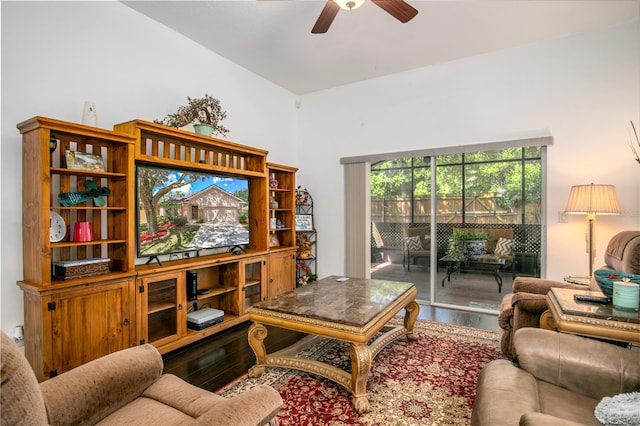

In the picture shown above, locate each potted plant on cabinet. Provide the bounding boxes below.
[158,94,229,137]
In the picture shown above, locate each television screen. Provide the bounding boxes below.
[136,165,249,258]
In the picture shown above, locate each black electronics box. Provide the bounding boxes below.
[186,308,224,330]
[186,270,198,301]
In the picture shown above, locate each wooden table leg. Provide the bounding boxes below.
[350,343,372,414]
[404,300,420,341]
[248,322,268,378]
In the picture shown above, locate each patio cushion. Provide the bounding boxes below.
[495,238,515,256]
[404,236,423,251]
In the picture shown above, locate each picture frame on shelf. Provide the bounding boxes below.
[65,150,105,171]
[269,233,280,247]
[295,214,313,231]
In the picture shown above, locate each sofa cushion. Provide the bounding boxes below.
[537,380,601,425]
[515,328,640,400]
[142,373,224,418]
[470,359,540,426]
[96,397,196,425]
[40,343,164,425]
[604,230,640,274]
[0,332,48,426]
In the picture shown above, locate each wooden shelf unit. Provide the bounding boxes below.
[17,116,299,374]
[267,164,297,296]
[16,116,137,381]
[135,253,268,353]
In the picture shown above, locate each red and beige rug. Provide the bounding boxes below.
[219,319,504,425]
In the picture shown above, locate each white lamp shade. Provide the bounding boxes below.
[565,183,621,215]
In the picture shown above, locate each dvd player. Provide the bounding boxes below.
[186,308,224,330]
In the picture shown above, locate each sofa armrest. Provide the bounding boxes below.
[40,344,163,425]
[511,292,548,314]
[513,277,586,295]
[498,293,548,332]
[195,384,282,426]
[514,328,640,400]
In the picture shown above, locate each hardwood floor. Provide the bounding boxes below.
[162,305,499,392]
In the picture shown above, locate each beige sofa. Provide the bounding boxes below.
[472,328,640,426]
[0,332,282,425]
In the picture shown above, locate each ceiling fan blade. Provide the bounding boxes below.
[312,1,340,34]
[371,0,418,23]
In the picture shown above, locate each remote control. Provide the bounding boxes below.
[573,294,610,304]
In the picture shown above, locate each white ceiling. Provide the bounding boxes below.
[123,0,639,95]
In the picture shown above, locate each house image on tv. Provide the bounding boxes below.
[163,184,247,224]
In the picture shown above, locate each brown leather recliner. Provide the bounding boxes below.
[471,328,640,426]
[498,230,640,359]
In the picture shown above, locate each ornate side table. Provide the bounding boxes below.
[541,287,640,344]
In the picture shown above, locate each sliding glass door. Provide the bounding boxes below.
[371,158,432,301]
[370,146,543,312]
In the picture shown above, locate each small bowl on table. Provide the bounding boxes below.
[593,269,640,299]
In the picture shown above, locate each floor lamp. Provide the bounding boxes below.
[565,183,621,278]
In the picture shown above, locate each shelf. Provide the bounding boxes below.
[50,167,127,179]
[185,313,240,335]
[148,301,175,314]
[114,119,268,178]
[52,206,127,211]
[197,286,237,300]
[244,280,261,288]
[18,115,301,376]
[51,239,127,248]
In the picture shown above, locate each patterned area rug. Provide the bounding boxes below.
[219,319,504,425]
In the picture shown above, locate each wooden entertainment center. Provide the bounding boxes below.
[17,116,297,381]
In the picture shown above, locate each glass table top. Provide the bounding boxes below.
[550,287,639,324]
[440,254,507,265]
[252,275,415,327]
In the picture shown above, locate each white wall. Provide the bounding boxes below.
[0,2,298,335]
[298,21,640,282]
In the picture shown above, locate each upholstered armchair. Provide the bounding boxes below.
[472,328,640,426]
[0,332,282,426]
[402,226,431,271]
[498,277,587,358]
[498,230,640,359]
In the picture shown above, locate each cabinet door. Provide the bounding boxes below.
[268,250,296,298]
[50,279,134,377]
[241,256,268,312]
[138,272,185,347]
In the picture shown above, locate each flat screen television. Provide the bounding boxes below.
[136,164,249,260]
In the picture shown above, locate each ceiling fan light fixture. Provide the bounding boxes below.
[335,0,365,11]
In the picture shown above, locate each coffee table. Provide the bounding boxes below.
[247,276,419,414]
[440,254,508,292]
[541,287,640,344]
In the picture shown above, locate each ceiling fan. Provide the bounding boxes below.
[312,0,418,34]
